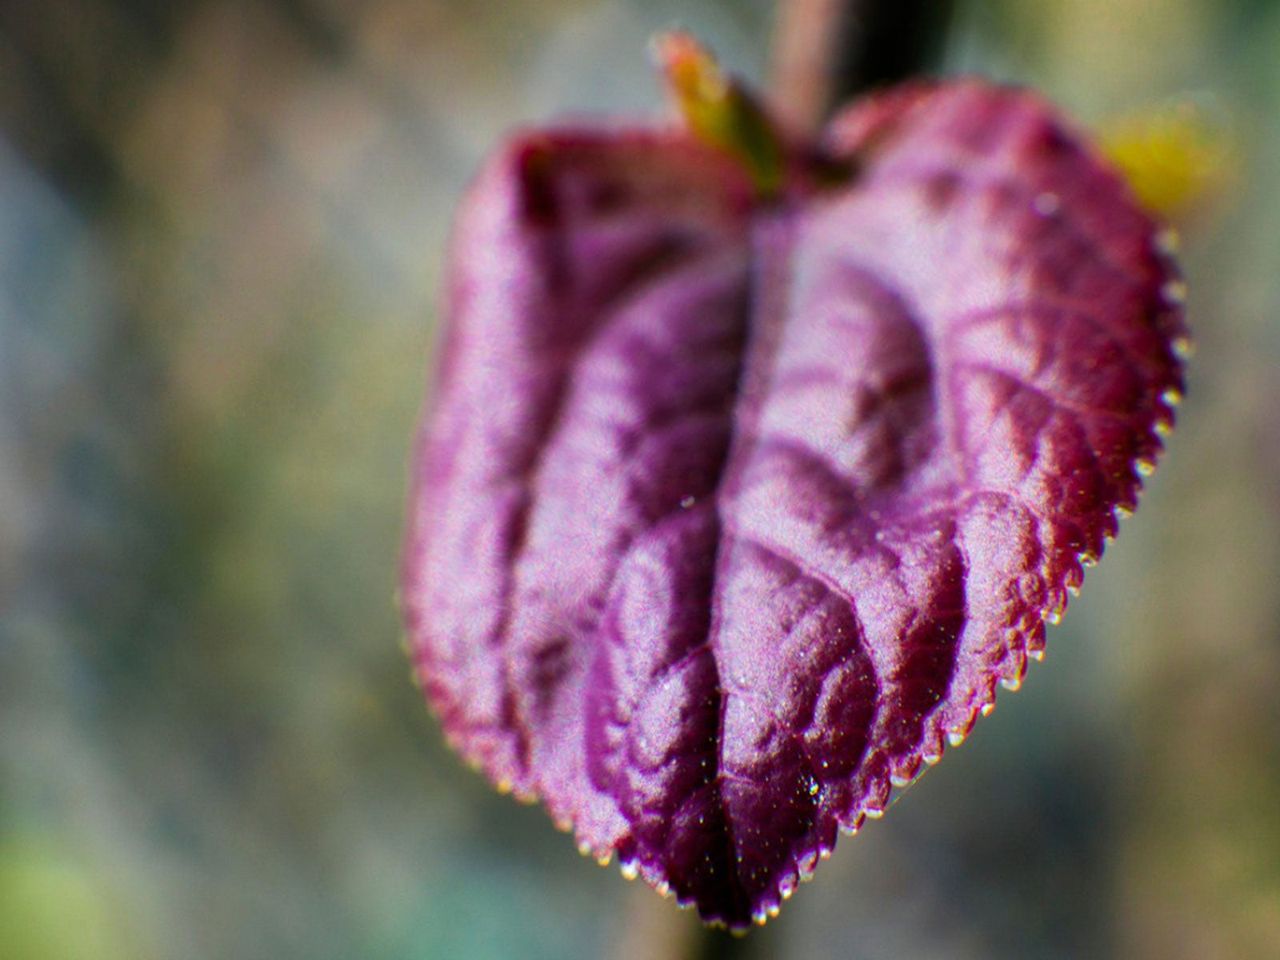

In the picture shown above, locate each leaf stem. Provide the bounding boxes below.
[768,0,858,135]
[769,0,955,133]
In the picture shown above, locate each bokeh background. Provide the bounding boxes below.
[2,1,1278,958]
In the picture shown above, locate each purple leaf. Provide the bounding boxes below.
[401,79,1185,928]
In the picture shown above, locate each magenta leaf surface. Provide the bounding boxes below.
[401,80,1185,928]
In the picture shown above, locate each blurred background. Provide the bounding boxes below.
[1,1,1278,958]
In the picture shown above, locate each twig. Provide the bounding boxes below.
[769,0,955,133]
[768,0,858,135]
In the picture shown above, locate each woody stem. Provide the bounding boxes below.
[769,0,955,134]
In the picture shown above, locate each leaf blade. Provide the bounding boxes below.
[402,80,1185,928]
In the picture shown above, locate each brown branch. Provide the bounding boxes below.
[768,0,859,135]
[769,0,956,133]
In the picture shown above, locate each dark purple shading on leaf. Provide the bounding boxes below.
[401,80,1186,929]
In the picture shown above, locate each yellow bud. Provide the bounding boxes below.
[652,31,785,197]
[1099,97,1234,221]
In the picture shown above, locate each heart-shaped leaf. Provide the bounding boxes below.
[401,77,1185,928]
